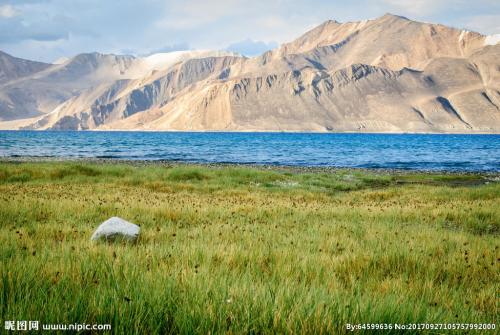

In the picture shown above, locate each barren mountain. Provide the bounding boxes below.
[28,55,242,130]
[0,13,499,133]
[277,14,486,70]
[0,53,137,122]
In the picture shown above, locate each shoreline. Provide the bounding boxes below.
[1,156,499,177]
[2,128,500,134]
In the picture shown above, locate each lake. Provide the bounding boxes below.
[1,131,499,171]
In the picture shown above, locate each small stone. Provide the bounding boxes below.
[91,217,140,242]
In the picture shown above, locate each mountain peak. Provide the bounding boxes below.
[0,49,51,85]
[380,13,410,21]
[320,19,341,26]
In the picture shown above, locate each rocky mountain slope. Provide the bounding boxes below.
[0,13,499,133]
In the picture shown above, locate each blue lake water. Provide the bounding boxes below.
[0,131,499,171]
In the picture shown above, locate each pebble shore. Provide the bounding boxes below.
[1,156,498,177]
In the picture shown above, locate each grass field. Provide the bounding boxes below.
[0,161,498,334]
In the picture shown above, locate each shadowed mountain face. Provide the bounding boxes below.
[0,51,52,85]
[0,14,499,133]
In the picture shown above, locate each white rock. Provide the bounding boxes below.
[91,217,140,242]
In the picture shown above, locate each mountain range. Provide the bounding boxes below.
[1,13,499,133]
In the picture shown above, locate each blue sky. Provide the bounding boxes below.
[0,0,499,62]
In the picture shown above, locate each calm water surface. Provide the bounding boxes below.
[0,131,499,171]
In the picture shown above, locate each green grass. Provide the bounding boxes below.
[0,162,498,334]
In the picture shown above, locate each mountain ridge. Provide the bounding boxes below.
[1,13,499,133]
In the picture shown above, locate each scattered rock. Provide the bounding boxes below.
[91,217,140,242]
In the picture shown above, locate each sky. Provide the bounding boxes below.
[0,0,499,63]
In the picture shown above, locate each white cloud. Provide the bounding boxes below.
[226,39,278,56]
[0,5,20,18]
[381,0,500,18]
[381,0,453,16]
[484,34,500,45]
[154,0,247,30]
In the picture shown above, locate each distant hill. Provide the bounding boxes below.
[0,51,51,85]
